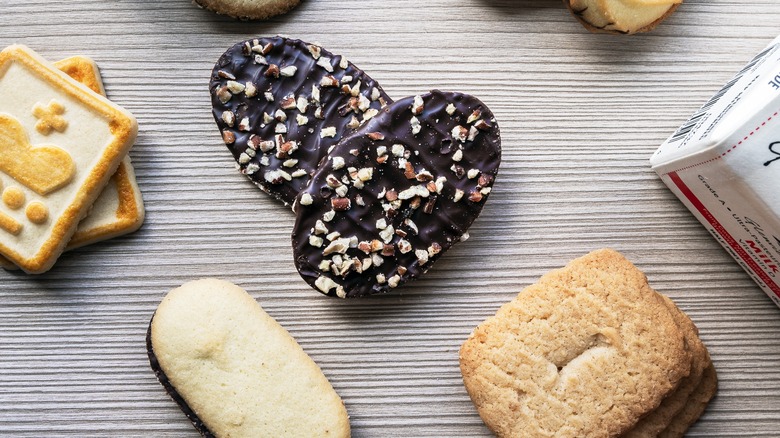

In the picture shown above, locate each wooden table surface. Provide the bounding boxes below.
[1,0,780,436]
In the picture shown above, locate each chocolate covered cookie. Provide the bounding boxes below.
[291,90,501,298]
[210,36,391,205]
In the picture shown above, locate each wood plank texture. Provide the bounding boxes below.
[1,0,780,436]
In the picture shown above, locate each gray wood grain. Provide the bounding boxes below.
[1,0,780,436]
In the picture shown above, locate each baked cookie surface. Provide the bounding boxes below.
[459,249,691,438]
[194,0,301,20]
[148,278,350,438]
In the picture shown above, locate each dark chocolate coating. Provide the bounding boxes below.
[210,36,392,205]
[146,318,215,438]
[292,90,501,298]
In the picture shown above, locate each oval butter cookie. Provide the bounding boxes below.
[565,0,681,34]
[148,278,350,437]
[194,0,301,20]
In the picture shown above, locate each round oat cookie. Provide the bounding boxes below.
[193,0,301,20]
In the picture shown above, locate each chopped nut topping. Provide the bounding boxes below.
[307,44,321,59]
[280,65,298,77]
[296,114,309,126]
[410,116,421,135]
[379,225,395,243]
[398,185,430,200]
[246,163,260,175]
[350,80,361,97]
[320,75,339,87]
[300,193,314,206]
[415,249,429,265]
[367,132,385,141]
[434,176,446,194]
[335,185,349,197]
[452,149,463,162]
[321,126,337,138]
[397,266,408,275]
[264,169,292,184]
[309,235,324,247]
[428,242,442,256]
[254,55,268,65]
[314,220,328,235]
[283,159,298,167]
[221,110,235,127]
[358,94,371,112]
[265,64,280,78]
[330,156,344,170]
[264,91,274,102]
[280,95,297,110]
[381,244,395,256]
[376,273,386,284]
[274,109,287,122]
[342,75,353,83]
[314,276,339,294]
[326,231,341,242]
[467,168,480,179]
[388,275,401,288]
[323,210,335,222]
[467,109,482,124]
[339,57,349,69]
[451,125,468,142]
[362,108,379,121]
[263,112,274,124]
[296,96,308,113]
[446,103,456,115]
[317,57,334,72]
[347,115,360,129]
[315,106,324,119]
[423,196,436,214]
[397,239,412,254]
[259,156,270,166]
[461,232,470,242]
[311,85,321,102]
[261,42,273,55]
[451,164,465,179]
[217,70,235,80]
[411,95,424,115]
[216,86,232,104]
[404,218,419,234]
[468,190,483,202]
[238,153,251,164]
[474,119,491,131]
[227,80,245,94]
[291,169,307,178]
[376,218,387,229]
[238,117,250,131]
[371,87,381,101]
[358,241,372,254]
[415,169,434,182]
[467,126,479,142]
[275,123,287,134]
[478,174,493,187]
[357,167,373,181]
[326,174,343,188]
[323,238,351,256]
[245,82,257,97]
[318,260,331,271]
[453,189,464,202]
[392,144,405,157]
[331,197,351,211]
[480,187,492,195]
[259,140,275,153]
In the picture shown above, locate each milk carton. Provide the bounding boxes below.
[651,35,780,307]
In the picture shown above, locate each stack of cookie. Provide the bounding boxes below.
[0,46,144,274]
[460,249,716,438]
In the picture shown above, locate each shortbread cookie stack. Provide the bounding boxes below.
[459,249,717,438]
[0,46,144,273]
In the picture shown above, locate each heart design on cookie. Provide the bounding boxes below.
[0,113,75,195]
[291,90,501,298]
[210,36,392,206]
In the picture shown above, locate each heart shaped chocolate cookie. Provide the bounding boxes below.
[210,36,391,205]
[291,90,501,298]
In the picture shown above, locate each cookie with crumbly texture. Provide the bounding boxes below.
[565,0,680,35]
[148,279,350,438]
[194,0,300,20]
[658,362,718,438]
[623,294,711,437]
[459,249,691,438]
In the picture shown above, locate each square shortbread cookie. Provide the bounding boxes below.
[0,56,144,271]
[459,249,691,438]
[0,45,137,273]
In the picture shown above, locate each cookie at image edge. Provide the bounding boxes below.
[194,0,301,20]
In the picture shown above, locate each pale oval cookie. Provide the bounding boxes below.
[148,279,350,438]
[459,249,691,438]
[565,0,680,35]
[194,0,301,20]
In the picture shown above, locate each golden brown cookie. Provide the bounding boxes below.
[564,0,681,35]
[459,249,691,437]
[193,0,301,20]
[658,362,718,438]
[148,279,351,437]
[623,294,711,437]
